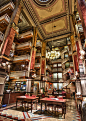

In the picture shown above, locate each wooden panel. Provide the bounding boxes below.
[13,5,21,25]
[2,27,15,56]
[70,35,76,52]
[30,48,36,70]
[41,58,46,76]
[42,42,46,57]
[3,92,25,104]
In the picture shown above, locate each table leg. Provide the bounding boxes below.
[22,101,23,112]
[45,103,46,110]
[31,100,32,113]
[16,100,17,110]
[36,100,37,110]
[41,102,42,114]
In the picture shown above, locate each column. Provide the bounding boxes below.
[1,3,21,57]
[70,35,79,74]
[26,27,37,93]
[30,27,37,71]
[41,42,46,77]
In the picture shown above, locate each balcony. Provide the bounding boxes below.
[36,41,42,48]
[69,51,72,56]
[17,31,33,41]
[52,59,62,64]
[62,57,69,64]
[0,2,15,16]
[46,76,51,82]
[52,68,62,73]
[11,42,15,51]
[0,14,10,31]
[51,78,63,82]
[0,31,4,42]
[16,41,32,50]
[34,75,41,80]
[63,68,70,75]
[13,55,30,63]
[10,71,29,79]
[61,49,68,54]
[70,62,73,67]
[46,46,50,51]
[46,65,51,72]
[36,53,41,58]
[34,63,41,69]
[0,14,10,24]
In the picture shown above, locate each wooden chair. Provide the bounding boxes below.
[23,94,32,111]
[47,96,55,113]
[54,102,64,115]
[32,95,38,110]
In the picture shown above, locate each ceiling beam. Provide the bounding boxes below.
[45,33,71,42]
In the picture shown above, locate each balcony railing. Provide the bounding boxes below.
[13,55,30,62]
[61,49,68,54]
[63,68,70,75]
[46,76,51,82]
[51,78,63,82]
[0,14,10,24]
[62,57,69,64]
[46,46,50,50]
[36,53,41,57]
[0,2,15,15]
[18,30,33,39]
[69,51,72,55]
[0,31,4,42]
[46,65,51,72]
[10,71,29,78]
[34,75,41,80]
[36,41,42,47]
[11,42,15,51]
[35,63,40,68]
[16,41,32,50]
[52,59,62,64]
[70,62,73,67]
[52,68,62,72]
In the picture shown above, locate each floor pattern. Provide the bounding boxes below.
[0,99,81,121]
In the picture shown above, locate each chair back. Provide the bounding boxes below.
[42,94,45,98]
[32,95,36,97]
[25,94,29,97]
[57,96,63,99]
[49,96,55,98]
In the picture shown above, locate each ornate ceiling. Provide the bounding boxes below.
[22,0,74,42]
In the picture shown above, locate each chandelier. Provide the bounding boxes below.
[46,19,60,60]
[46,49,60,60]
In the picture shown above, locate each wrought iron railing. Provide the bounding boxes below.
[0,14,10,23]
[13,55,30,62]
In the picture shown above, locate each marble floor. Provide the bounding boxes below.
[0,99,81,121]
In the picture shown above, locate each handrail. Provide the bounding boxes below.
[16,41,32,49]
[13,55,30,61]
[0,2,15,13]
[0,31,4,41]
[0,14,10,23]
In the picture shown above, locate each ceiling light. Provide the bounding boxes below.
[80,55,84,59]
[80,50,85,55]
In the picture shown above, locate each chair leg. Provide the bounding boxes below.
[52,105,53,113]
[55,107,56,115]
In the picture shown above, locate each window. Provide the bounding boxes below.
[58,64,61,67]
[53,73,57,79]
[53,64,57,67]
[58,73,62,78]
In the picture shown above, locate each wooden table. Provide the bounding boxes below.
[40,98,66,119]
[16,96,38,112]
